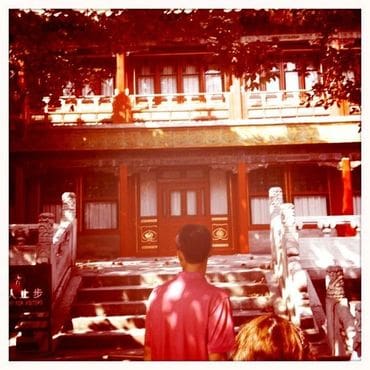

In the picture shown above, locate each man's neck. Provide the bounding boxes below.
[182,261,207,274]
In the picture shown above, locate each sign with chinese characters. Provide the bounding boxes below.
[9,264,51,314]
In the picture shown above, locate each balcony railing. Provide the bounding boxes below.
[34,89,360,126]
[246,91,330,119]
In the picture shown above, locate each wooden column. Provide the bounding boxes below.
[328,166,342,215]
[18,59,30,125]
[115,53,125,93]
[339,99,350,115]
[119,164,129,257]
[340,157,354,215]
[237,162,249,253]
[229,76,242,120]
[338,157,355,236]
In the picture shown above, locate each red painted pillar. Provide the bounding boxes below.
[119,164,129,256]
[237,162,249,253]
[341,157,354,215]
[339,157,356,236]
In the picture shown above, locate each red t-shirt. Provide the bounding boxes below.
[145,271,235,360]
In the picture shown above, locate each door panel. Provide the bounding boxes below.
[158,181,210,256]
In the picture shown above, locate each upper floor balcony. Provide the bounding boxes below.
[33,88,360,127]
[10,87,360,154]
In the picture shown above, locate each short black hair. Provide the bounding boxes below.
[176,224,212,264]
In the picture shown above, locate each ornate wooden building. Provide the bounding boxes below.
[10,25,361,260]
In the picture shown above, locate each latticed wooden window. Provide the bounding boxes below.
[205,68,222,94]
[140,172,157,217]
[183,65,199,95]
[291,165,328,217]
[249,166,284,225]
[83,172,118,230]
[291,165,327,193]
[210,169,228,216]
[137,65,155,95]
[160,65,177,95]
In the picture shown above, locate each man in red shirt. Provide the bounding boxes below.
[144,224,235,361]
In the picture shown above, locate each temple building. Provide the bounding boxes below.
[9,13,361,260]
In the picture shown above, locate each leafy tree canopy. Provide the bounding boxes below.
[9,8,361,110]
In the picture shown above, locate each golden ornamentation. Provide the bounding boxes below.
[142,229,158,243]
[212,225,228,241]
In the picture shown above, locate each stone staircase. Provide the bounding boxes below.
[49,255,330,360]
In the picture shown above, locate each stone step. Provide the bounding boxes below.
[69,308,271,332]
[70,294,274,318]
[54,336,332,361]
[51,347,144,361]
[56,255,330,359]
[310,338,332,359]
[303,327,328,344]
[75,285,153,302]
[232,309,274,328]
[71,300,148,317]
[55,329,145,350]
[76,255,272,275]
[79,269,268,288]
[57,309,273,352]
[74,281,271,303]
[71,315,146,331]
[299,314,316,330]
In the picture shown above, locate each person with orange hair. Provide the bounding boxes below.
[232,313,312,361]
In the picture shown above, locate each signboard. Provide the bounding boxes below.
[9,263,52,315]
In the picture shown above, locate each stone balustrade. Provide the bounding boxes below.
[269,186,361,359]
[296,215,360,236]
[325,266,361,359]
[269,188,310,327]
[9,192,77,352]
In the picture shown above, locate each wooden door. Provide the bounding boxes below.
[157,181,211,256]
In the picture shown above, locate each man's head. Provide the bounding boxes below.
[176,224,212,264]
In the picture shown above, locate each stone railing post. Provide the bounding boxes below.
[62,192,76,222]
[280,202,314,328]
[36,213,54,264]
[280,203,300,258]
[269,191,320,331]
[326,265,356,357]
[280,203,297,321]
[61,192,77,265]
[269,186,283,271]
[351,302,361,359]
